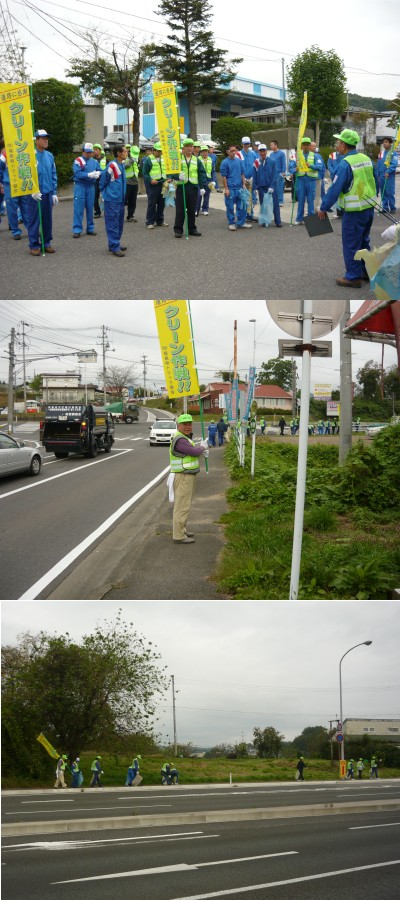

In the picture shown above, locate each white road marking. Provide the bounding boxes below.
[169,860,400,899]
[0,449,133,500]
[6,804,171,815]
[21,800,75,804]
[349,822,400,830]
[17,463,170,600]
[52,852,298,884]
[4,832,218,851]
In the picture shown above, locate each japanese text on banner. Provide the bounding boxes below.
[296,90,309,175]
[154,300,199,398]
[0,82,39,197]
[152,82,181,175]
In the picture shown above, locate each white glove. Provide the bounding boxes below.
[178,173,186,181]
[200,188,205,196]
[381,225,397,241]
[52,194,59,205]
[31,191,42,201]
[203,448,209,458]
[200,439,209,449]
[268,188,274,193]
[88,171,100,180]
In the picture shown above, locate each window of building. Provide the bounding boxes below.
[253,83,261,95]
[369,728,375,732]
[388,728,399,733]
[143,101,154,115]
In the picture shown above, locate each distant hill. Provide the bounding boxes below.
[348,94,394,112]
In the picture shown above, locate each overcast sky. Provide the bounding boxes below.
[5,0,399,101]
[1,299,398,394]
[2,600,399,746]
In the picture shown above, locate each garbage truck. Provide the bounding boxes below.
[41,403,115,458]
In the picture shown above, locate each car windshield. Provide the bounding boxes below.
[153,422,175,429]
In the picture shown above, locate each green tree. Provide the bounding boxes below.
[286,46,347,146]
[68,41,153,145]
[384,365,400,401]
[253,726,284,758]
[32,79,85,155]
[28,374,43,394]
[150,0,242,138]
[356,360,381,400]
[211,117,258,153]
[292,725,330,758]
[234,741,249,758]
[1,611,169,777]
[101,364,136,400]
[257,358,292,392]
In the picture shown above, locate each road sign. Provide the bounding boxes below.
[267,300,347,339]
[336,732,344,742]
[340,760,347,778]
[337,722,342,731]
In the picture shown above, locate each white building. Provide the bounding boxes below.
[343,718,400,743]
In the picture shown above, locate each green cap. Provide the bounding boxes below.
[62,754,68,760]
[130,145,140,155]
[193,141,201,147]
[96,755,101,760]
[182,138,194,146]
[200,144,209,151]
[301,137,311,144]
[93,143,103,150]
[333,129,359,146]
[125,143,131,148]
[177,413,193,423]
[153,142,162,151]
[137,754,142,760]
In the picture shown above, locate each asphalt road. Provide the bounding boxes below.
[0,408,179,600]
[1,189,396,300]
[2,810,400,899]
[3,781,399,825]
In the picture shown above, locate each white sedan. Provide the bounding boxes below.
[149,419,176,446]
[0,433,42,477]
[365,424,388,437]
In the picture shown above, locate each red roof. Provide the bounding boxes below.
[254,385,292,399]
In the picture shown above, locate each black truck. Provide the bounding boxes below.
[41,404,115,458]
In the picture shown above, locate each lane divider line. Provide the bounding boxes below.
[0,450,133,501]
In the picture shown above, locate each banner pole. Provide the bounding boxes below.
[187,299,208,472]
[290,172,297,226]
[29,83,45,256]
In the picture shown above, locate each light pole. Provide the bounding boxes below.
[339,641,372,762]
[249,319,256,478]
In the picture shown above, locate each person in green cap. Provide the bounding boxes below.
[54,754,69,789]
[90,755,103,787]
[170,413,208,543]
[93,144,106,218]
[123,144,140,222]
[288,137,323,224]
[142,143,170,229]
[318,129,377,287]
[172,139,212,238]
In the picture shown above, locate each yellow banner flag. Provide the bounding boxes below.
[385,120,400,167]
[152,82,181,175]
[36,733,59,759]
[0,82,39,197]
[296,90,309,175]
[154,300,200,398]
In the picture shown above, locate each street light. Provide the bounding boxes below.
[339,641,372,763]
[249,319,256,369]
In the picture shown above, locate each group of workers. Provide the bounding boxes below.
[346,756,380,779]
[53,754,104,788]
[1,125,397,284]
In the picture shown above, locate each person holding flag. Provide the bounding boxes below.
[376,136,398,212]
[172,139,211,238]
[170,413,208,543]
[27,129,58,256]
[54,754,69,788]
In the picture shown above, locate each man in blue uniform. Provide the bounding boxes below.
[376,137,398,212]
[220,146,252,231]
[252,145,282,227]
[269,140,287,206]
[72,142,100,238]
[0,148,30,240]
[318,129,377,287]
[26,129,58,256]
[237,137,257,219]
[99,144,127,257]
[289,137,323,224]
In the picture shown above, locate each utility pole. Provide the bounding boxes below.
[7,328,16,434]
[99,325,110,406]
[339,300,352,464]
[171,675,177,757]
[281,58,286,125]
[21,321,29,410]
[291,358,297,417]
[141,354,148,402]
[20,45,27,80]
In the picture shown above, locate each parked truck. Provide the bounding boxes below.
[41,403,115,458]
[105,401,140,424]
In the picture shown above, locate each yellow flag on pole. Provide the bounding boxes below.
[296,90,309,175]
[154,300,200,398]
[152,82,181,175]
[385,120,400,167]
[0,82,39,197]
[36,733,59,759]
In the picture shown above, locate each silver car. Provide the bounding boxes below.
[0,433,42,478]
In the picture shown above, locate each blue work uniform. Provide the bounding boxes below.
[220,156,247,227]
[26,147,57,250]
[314,151,326,198]
[376,147,398,211]
[269,148,286,204]
[320,149,376,281]
[99,159,126,252]
[72,154,100,235]
[238,147,258,214]
[252,156,281,225]
[207,423,217,446]
[289,151,323,222]
[0,153,30,238]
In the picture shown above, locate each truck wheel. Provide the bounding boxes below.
[87,439,97,458]
[104,437,112,453]
[54,452,69,459]
[29,455,42,476]
[125,416,133,424]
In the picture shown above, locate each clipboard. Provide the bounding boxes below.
[303,213,334,237]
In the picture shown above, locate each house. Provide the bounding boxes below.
[188,381,292,414]
[41,372,96,404]
[343,718,400,744]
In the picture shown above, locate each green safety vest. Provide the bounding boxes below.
[170,432,200,473]
[99,153,106,170]
[91,759,99,771]
[298,151,318,178]
[58,758,67,771]
[201,155,212,177]
[338,153,377,211]
[125,153,139,179]
[148,154,166,181]
[72,761,80,773]
[179,154,200,185]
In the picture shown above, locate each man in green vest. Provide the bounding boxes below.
[90,755,103,787]
[54,754,68,788]
[170,413,208,543]
[370,755,379,778]
[142,143,170,229]
[319,129,377,287]
[196,145,213,216]
[289,137,323,224]
[93,144,106,218]
[172,139,212,238]
[260,416,266,435]
[123,144,140,222]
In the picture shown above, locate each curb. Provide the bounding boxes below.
[3,799,400,837]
